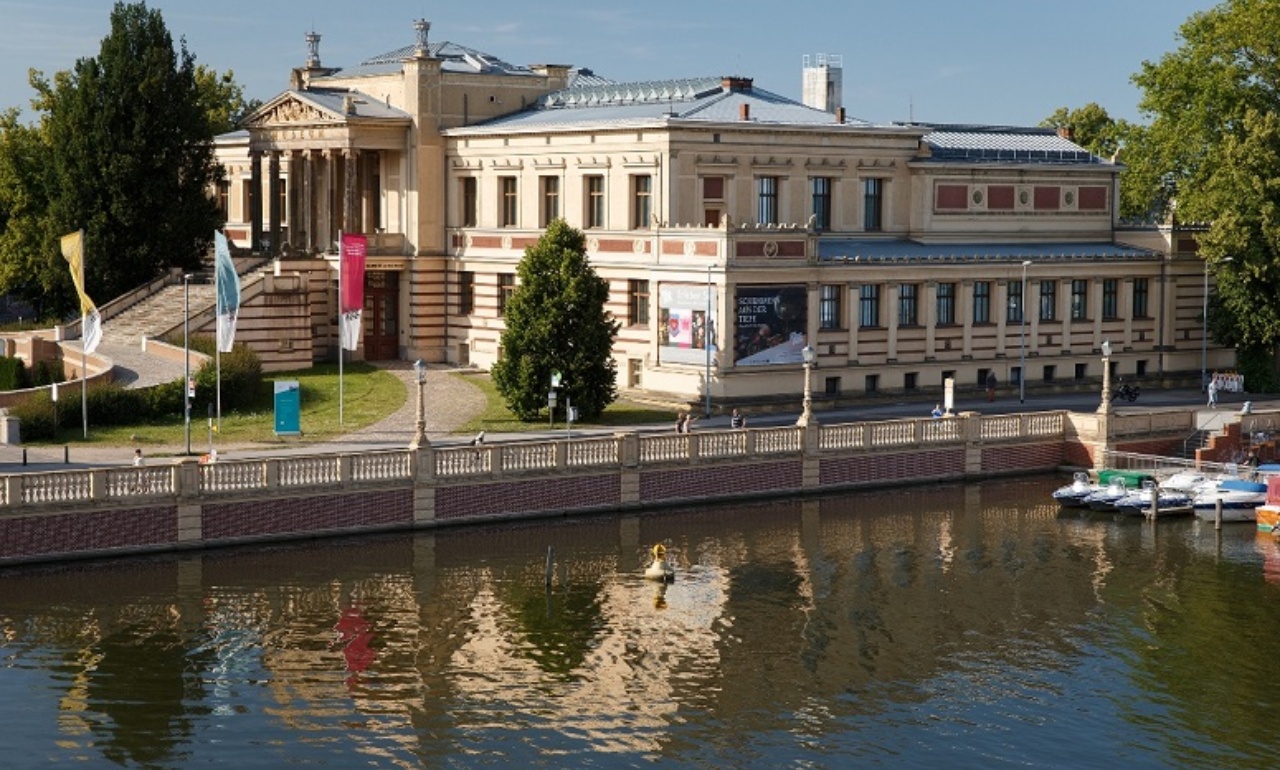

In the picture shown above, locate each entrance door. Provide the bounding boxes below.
[363,271,399,360]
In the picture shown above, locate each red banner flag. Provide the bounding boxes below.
[339,234,367,351]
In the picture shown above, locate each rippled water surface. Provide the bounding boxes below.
[3,475,1280,768]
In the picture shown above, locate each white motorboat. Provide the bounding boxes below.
[1192,478,1268,522]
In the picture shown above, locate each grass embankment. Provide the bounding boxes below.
[453,374,673,435]
[39,364,674,447]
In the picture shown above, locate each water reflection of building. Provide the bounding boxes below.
[8,482,1279,763]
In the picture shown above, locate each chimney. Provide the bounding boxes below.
[739,103,750,121]
[836,106,845,124]
[1057,125,1075,141]
[721,76,753,92]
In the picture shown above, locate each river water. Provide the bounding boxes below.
[2,474,1278,769]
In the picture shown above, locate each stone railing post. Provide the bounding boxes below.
[264,458,281,490]
[90,469,108,501]
[555,441,569,470]
[175,458,202,500]
[3,475,23,508]
[617,432,639,468]
[744,429,757,456]
[338,454,354,486]
[414,445,437,482]
[688,434,701,464]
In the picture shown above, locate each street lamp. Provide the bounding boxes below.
[704,263,715,419]
[183,273,192,455]
[1020,260,1031,404]
[409,359,427,449]
[1098,339,1112,414]
[796,345,817,427]
[1201,256,1233,392]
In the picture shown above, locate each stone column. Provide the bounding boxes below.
[269,151,282,256]
[249,149,264,253]
[344,149,359,234]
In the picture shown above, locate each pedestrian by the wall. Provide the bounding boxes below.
[730,408,747,429]
[133,448,145,467]
[1207,376,1219,408]
[986,371,997,402]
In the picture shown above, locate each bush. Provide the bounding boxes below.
[32,360,64,387]
[0,357,25,390]
[6,390,59,440]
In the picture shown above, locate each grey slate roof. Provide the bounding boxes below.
[291,88,413,121]
[452,77,862,132]
[913,123,1102,164]
[817,239,1156,262]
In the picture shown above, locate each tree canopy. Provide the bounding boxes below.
[1127,0,1280,352]
[0,1,236,318]
[491,219,620,421]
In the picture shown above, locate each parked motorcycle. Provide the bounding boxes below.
[1111,382,1140,402]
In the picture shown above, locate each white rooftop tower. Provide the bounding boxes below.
[802,54,843,114]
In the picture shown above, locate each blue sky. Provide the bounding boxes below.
[1,0,1214,126]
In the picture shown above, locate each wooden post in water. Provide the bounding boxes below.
[1215,499,1224,530]
[545,546,554,587]
[1148,490,1158,521]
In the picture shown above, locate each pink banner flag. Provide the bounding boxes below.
[339,234,367,351]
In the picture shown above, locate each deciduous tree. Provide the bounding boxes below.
[492,219,619,420]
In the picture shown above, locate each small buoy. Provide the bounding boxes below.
[644,543,675,582]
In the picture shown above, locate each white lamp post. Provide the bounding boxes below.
[1020,260,1031,404]
[409,359,427,449]
[1202,256,1232,391]
[1099,339,1112,414]
[704,263,714,419]
[183,273,192,455]
[796,345,817,427]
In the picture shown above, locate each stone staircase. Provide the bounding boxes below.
[101,277,217,347]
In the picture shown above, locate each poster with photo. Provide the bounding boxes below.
[734,285,808,366]
[658,283,716,365]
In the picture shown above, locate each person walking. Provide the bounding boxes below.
[1207,376,1219,408]
[730,408,747,429]
[133,448,145,466]
[931,404,944,419]
[986,370,997,402]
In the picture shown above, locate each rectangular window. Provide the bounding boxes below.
[217,181,230,218]
[278,179,288,224]
[241,179,253,221]
[811,177,832,231]
[500,176,518,227]
[864,178,884,232]
[936,282,956,326]
[461,177,478,227]
[632,174,652,229]
[1075,362,1088,380]
[1007,280,1024,324]
[757,176,779,225]
[540,176,560,226]
[819,284,842,329]
[1039,280,1057,322]
[859,284,880,328]
[458,271,475,315]
[628,279,649,326]
[1043,364,1056,382]
[973,281,991,324]
[905,372,919,391]
[824,376,841,395]
[898,283,919,326]
[865,374,879,393]
[1102,278,1118,319]
[586,175,605,228]
[498,273,515,316]
[1071,279,1088,320]
[1133,278,1149,318]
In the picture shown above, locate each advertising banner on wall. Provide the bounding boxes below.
[734,285,808,366]
[658,283,717,365]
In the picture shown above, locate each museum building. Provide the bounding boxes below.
[214,19,1221,410]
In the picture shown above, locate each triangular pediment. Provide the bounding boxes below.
[243,92,345,129]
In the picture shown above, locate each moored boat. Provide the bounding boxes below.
[1192,478,1267,522]
[1052,471,1097,508]
[1114,480,1195,518]
[1084,476,1132,512]
[1254,476,1280,534]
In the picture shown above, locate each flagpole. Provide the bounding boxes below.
[338,229,344,427]
[215,242,223,432]
[81,312,88,439]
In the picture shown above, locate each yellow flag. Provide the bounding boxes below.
[60,230,102,354]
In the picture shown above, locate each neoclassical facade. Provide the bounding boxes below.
[217,20,1224,407]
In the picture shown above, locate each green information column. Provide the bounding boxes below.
[274,380,301,436]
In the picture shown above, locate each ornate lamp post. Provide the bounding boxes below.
[796,345,817,427]
[1020,260,1031,404]
[704,263,714,419]
[1098,340,1112,414]
[183,273,192,455]
[409,359,427,449]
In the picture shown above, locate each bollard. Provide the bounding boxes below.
[22,447,27,466]
[1215,499,1223,530]
[1148,491,1158,521]
[64,445,69,464]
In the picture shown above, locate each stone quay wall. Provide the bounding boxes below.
[0,408,1225,567]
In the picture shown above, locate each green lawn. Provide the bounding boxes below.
[455,374,673,435]
[40,364,674,447]
[52,362,405,447]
